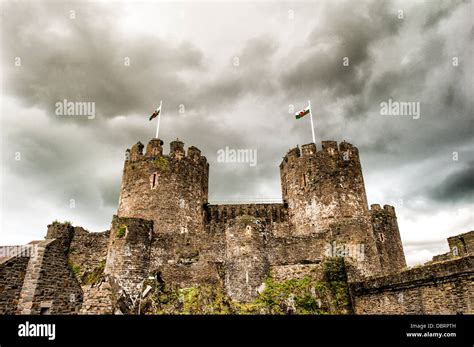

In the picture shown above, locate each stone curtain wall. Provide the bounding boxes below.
[351,255,474,314]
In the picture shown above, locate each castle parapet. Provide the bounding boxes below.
[125,139,207,166]
[207,203,288,225]
[280,140,361,170]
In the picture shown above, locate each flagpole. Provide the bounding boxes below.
[308,100,316,144]
[155,100,162,139]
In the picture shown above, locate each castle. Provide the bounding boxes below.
[0,139,472,314]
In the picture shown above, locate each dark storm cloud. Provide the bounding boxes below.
[2,3,203,121]
[431,161,474,203]
[281,2,399,100]
[195,35,279,109]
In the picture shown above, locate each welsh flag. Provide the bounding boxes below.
[149,104,162,121]
[295,104,310,119]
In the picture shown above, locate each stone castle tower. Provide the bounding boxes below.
[104,138,406,304]
[2,137,472,315]
[280,141,387,277]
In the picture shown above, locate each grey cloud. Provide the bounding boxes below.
[2,3,203,122]
[430,161,474,203]
[281,2,399,101]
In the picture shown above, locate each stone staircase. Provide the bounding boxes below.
[16,240,53,314]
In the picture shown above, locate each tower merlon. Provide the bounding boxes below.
[145,138,164,157]
[301,143,317,156]
[321,140,338,154]
[170,139,185,159]
[383,205,396,214]
[370,204,382,211]
[130,141,144,162]
[187,146,202,162]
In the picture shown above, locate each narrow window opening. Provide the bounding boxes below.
[379,233,385,243]
[150,173,158,189]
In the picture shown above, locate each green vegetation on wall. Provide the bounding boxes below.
[139,258,351,315]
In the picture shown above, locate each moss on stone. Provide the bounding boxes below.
[139,258,351,315]
[67,258,81,275]
[82,260,106,285]
[153,156,169,171]
[116,225,127,238]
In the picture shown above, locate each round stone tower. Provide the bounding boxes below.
[117,138,209,236]
[279,140,382,277]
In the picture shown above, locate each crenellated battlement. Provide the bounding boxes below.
[126,138,208,167]
[206,203,288,225]
[370,204,396,216]
[280,140,360,171]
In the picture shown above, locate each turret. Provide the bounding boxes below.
[370,204,406,273]
[280,140,369,234]
[116,138,209,272]
[280,140,382,277]
[117,138,209,234]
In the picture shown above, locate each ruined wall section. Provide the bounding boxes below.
[351,255,473,314]
[104,215,153,306]
[0,251,30,314]
[447,231,473,257]
[279,141,382,278]
[370,204,406,274]
[68,227,109,283]
[16,238,83,314]
[205,203,353,302]
[224,216,269,302]
[430,231,473,263]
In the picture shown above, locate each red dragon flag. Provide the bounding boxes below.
[149,103,162,121]
[294,100,316,144]
[295,103,310,119]
[149,100,163,139]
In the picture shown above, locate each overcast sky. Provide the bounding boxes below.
[1,0,472,265]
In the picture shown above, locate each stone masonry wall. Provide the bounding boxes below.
[370,204,406,274]
[351,255,474,314]
[224,216,269,301]
[279,141,382,278]
[16,239,83,314]
[117,139,208,237]
[104,215,153,309]
[0,252,30,314]
[68,227,110,283]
